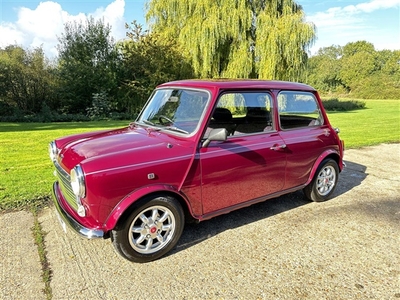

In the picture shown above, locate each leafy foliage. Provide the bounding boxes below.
[116,21,194,115]
[305,41,400,99]
[322,98,366,111]
[146,0,315,80]
[305,46,345,93]
[57,17,119,114]
[86,92,112,120]
[0,45,58,115]
[0,12,399,124]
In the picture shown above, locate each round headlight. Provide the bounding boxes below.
[49,141,58,161]
[70,165,86,198]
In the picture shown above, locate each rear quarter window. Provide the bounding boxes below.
[277,91,323,130]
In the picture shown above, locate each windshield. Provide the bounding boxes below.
[137,88,209,135]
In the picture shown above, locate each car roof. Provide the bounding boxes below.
[157,79,316,92]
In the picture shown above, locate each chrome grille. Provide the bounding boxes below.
[54,161,78,211]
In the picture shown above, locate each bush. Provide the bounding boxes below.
[51,113,91,122]
[322,98,366,111]
[86,92,111,120]
[0,102,14,116]
[108,112,135,120]
[37,102,54,123]
[0,112,90,122]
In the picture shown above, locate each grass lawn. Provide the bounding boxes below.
[0,121,128,210]
[327,99,400,148]
[0,99,399,210]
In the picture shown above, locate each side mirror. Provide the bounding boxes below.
[202,128,228,147]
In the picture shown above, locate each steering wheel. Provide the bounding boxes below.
[159,115,174,125]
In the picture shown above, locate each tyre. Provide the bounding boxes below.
[111,195,184,263]
[303,158,339,202]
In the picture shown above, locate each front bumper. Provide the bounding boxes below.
[52,182,104,239]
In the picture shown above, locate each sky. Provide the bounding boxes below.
[0,0,399,58]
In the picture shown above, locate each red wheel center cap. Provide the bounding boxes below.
[150,227,157,234]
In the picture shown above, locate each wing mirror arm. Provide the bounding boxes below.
[202,128,228,148]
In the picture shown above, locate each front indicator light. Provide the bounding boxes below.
[77,204,86,217]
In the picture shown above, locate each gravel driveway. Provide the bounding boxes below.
[1,144,399,299]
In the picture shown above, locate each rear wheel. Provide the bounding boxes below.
[304,158,339,202]
[111,195,184,263]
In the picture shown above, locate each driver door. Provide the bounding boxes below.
[200,91,287,215]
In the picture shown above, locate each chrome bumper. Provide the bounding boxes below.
[52,182,104,239]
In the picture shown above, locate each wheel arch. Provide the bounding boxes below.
[103,185,196,233]
[305,150,342,186]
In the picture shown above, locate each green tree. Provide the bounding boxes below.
[305,45,346,93]
[304,41,400,99]
[350,48,400,99]
[378,49,400,81]
[0,45,58,115]
[86,91,111,120]
[339,41,378,89]
[57,17,119,114]
[146,0,315,80]
[116,21,193,115]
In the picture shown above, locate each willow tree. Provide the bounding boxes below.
[146,0,315,80]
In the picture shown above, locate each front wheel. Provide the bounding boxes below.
[111,195,184,263]
[303,158,339,202]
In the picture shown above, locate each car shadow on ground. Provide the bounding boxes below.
[336,160,368,197]
[174,191,309,255]
[170,159,368,257]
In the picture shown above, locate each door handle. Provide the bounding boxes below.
[270,144,287,151]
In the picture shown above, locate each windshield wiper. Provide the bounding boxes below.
[139,120,188,134]
[163,126,189,135]
[136,120,162,132]
[142,120,156,126]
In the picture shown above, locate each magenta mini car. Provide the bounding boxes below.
[49,79,345,262]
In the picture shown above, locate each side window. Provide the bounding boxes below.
[208,92,274,136]
[277,91,323,130]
